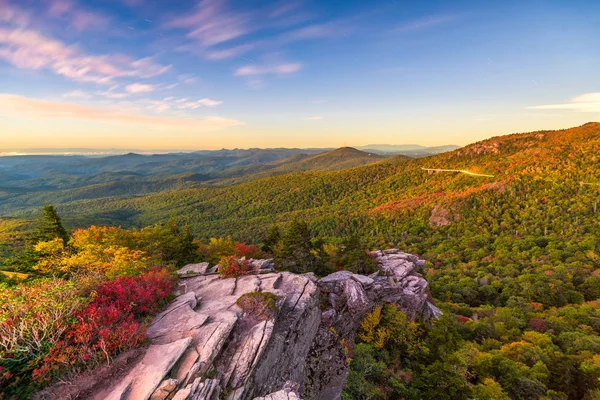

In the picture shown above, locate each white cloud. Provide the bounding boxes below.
[309,116,323,120]
[527,93,600,113]
[176,98,223,109]
[0,27,170,84]
[125,83,155,94]
[197,98,222,107]
[234,63,301,76]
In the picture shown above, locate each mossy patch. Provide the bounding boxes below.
[236,291,279,320]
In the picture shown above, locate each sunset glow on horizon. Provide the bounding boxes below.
[1,0,599,150]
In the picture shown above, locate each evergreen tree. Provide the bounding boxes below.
[157,217,198,267]
[33,204,69,245]
[261,225,281,254]
[177,225,199,266]
[340,234,376,274]
[276,219,315,273]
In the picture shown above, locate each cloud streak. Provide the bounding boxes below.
[0,93,241,129]
[527,93,600,113]
[165,0,343,61]
[125,83,155,93]
[234,63,301,76]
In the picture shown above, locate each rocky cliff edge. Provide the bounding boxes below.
[44,250,440,400]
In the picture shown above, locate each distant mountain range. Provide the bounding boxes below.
[356,144,460,156]
[2,122,597,238]
[0,147,389,214]
[0,144,460,157]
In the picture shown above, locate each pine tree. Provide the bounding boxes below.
[34,204,69,245]
[340,234,376,274]
[276,219,315,273]
[261,225,281,254]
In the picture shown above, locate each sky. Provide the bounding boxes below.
[0,0,599,150]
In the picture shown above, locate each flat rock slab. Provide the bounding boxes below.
[147,306,209,344]
[177,262,210,275]
[100,337,192,400]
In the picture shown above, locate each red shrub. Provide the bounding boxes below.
[92,269,174,317]
[218,256,251,279]
[32,270,174,383]
[528,318,548,333]
[234,243,264,259]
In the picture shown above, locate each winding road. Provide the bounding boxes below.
[422,168,494,178]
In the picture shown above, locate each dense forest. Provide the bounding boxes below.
[2,123,600,399]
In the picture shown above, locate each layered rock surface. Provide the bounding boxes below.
[88,251,439,400]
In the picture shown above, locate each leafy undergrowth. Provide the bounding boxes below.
[0,270,174,398]
[0,216,188,399]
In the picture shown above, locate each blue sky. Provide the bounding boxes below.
[1,0,599,150]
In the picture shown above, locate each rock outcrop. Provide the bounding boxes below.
[87,250,439,400]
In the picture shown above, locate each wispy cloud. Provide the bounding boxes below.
[165,0,250,47]
[47,0,73,18]
[392,14,460,34]
[97,87,129,99]
[279,21,344,42]
[177,74,198,84]
[203,43,257,60]
[527,93,600,113]
[0,93,241,129]
[125,83,155,94]
[0,3,31,27]
[234,63,301,76]
[0,27,170,84]
[170,98,223,109]
[165,0,340,61]
[46,0,110,32]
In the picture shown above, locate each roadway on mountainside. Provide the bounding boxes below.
[421,168,494,178]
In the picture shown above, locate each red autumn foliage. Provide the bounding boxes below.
[218,256,251,279]
[233,243,264,259]
[528,318,548,333]
[32,270,174,383]
[456,315,471,324]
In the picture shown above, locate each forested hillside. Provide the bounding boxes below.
[2,123,600,399]
[14,123,597,242]
[0,147,387,213]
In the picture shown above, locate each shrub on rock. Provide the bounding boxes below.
[218,256,251,279]
[236,291,279,320]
